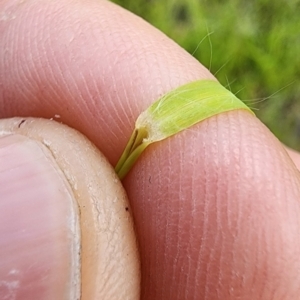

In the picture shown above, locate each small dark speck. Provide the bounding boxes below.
[149,176,152,184]
[18,119,26,128]
[125,207,129,211]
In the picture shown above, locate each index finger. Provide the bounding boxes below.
[0,0,213,164]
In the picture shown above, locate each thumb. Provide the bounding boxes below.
[0,117,140,300]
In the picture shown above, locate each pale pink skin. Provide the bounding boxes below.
[1,0,300,299]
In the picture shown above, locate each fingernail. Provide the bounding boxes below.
[0,134,80,300]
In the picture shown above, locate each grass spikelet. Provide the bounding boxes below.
[115,79,254,179]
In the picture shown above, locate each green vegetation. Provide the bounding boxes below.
[111,0,300,149]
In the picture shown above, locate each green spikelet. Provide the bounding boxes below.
[115,80,254,179]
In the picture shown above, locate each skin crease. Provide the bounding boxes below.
[1,0,300,299]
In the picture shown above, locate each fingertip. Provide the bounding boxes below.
[0,0,213,163]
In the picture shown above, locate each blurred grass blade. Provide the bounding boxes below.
[115,79,254,179]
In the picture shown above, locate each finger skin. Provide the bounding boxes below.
[1,0,300,299]
[0,0,213,164]
[126,111,300,299]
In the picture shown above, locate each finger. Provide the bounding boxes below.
[128,111,300,299]
[0,0,213,164]
[0,118,139,300]
[1,1,300,299]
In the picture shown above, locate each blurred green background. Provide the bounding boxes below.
[111,0,300,150]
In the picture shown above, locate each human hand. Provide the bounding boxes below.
[1,0,300,299]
